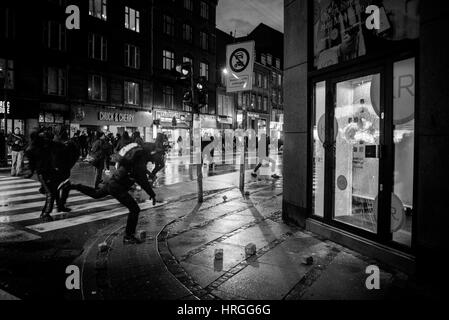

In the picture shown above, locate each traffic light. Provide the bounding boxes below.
[175,62,192,83]
[196,76,208,106]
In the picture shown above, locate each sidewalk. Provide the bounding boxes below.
[73,173,425,300]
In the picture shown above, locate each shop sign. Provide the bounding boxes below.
[218,116,233,125]
[0,101,11,114]
[155,110,190,123]
[200,115,217,128]
[247,112,260,119]
[98,112,134,123]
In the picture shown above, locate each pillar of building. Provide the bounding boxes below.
[282,0,309,227]
[415,0,449,293]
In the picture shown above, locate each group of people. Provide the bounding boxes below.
[21,127,170,245]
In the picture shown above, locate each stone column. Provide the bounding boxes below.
[416,0,449,293]
[282,0,309,227]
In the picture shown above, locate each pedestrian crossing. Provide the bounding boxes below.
[0,175,166,243]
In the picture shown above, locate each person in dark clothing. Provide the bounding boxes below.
[148,133,169,180]
[90,132,108,189]
[114,131,132,153]
[70,149,157,244]
[7,127,27,176]
[104,133,114,171]
[25,130,71,220]
[251,135,280,179]
[132,131,144,147]
[79,131,88,158]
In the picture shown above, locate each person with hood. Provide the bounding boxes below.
[90,131,108,189]
[7,127,27,176]
[132,131,144,147]
[70,146,157,244]
[114,131,132,153]
[24,130,69,220]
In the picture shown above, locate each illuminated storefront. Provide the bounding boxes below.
[282,0,444,276]
[71,105,153,141]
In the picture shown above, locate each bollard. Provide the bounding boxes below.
[222,195,228,202]
[214,248,224,260]
[245,243,257,257]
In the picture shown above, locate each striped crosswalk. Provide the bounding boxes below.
[0,175,166,243]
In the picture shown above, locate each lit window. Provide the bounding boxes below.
[124,81,140,105]
[163,50,175,70]
[89,0,107,21]
[88,75,107,101]
[200,62,209,80]
[125,6,140,33]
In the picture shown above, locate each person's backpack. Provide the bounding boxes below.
[115,143,144,167]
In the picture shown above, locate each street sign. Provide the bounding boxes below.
[226,41,255,93]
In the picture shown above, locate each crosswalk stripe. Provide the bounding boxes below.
[0,179,36,186]
[0,187,47,197]
[0,176,22,181]
[0,198,120,223]
[0,182,41,191]
[27,201,168,233]
[0,195,92,213]
[0,190,81,204]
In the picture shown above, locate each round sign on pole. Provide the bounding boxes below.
[230,48,250,73]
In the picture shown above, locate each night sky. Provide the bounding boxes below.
[217,0,283,37]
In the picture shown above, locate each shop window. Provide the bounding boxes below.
[124,44,140,69]
[392,58,415,247]
[89,0,107,21]
[88,75,107,101]
[43,21,66,51]
[43,66,66,96]
[124,81,140,105]
[88,33,107,61]
[333,74,381,233]
[163,15,175,37]
[125,6,140,33]
[312,81,326,217]
[163,50,175,70]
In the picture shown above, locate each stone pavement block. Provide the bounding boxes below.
[185,242,247,273]
[216,262,307,300]
[201,215,256,235]
[221,220,293,249]
[301,252,394,300]
[168,229,224,258]
[257,239,330,268]
[180,262,226,288]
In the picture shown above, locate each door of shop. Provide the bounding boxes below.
[311,59,416,251]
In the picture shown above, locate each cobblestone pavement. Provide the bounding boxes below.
[74,175,426,300]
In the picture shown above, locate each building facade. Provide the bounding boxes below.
[151,0,218,145]
[1,0,154,143]
[284,0,449,295]
[216,24,284,140]
[0,0,219,151]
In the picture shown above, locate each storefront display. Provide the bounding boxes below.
[313,0,420,69]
